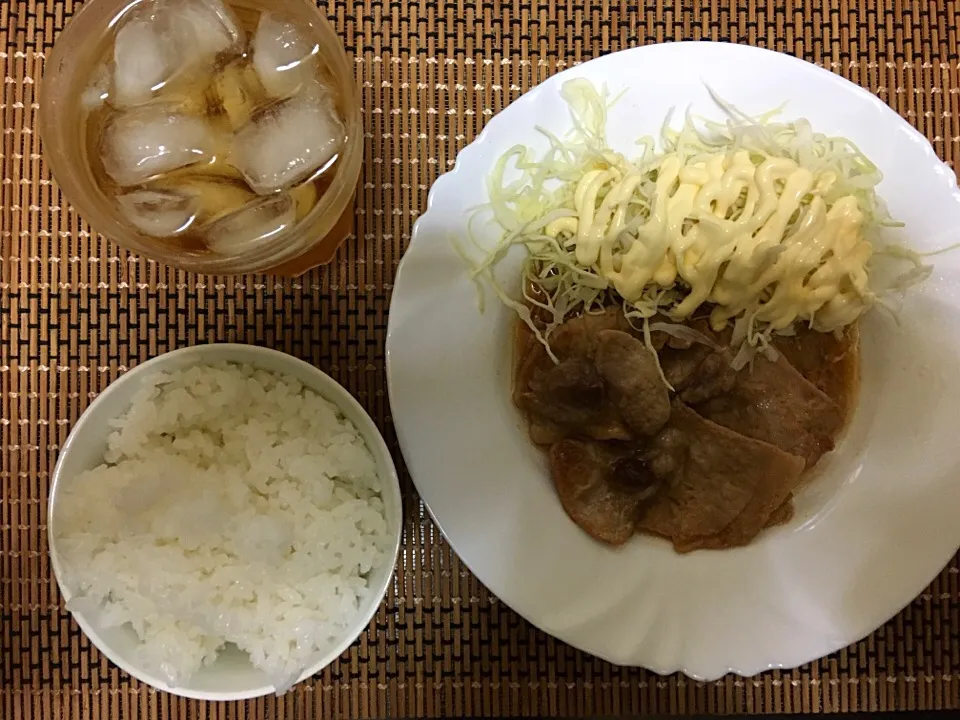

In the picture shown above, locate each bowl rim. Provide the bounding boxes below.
[47,343,403,700]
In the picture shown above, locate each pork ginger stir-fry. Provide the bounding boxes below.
[514,309,856,552]
[460,80,928,551]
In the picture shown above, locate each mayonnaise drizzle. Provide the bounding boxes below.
[547,149,874,332]
[463,80,931,362]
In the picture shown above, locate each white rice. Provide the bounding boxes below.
[54,362,389,692]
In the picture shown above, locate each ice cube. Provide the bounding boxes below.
[230,88,345,194]
[111,0,243,108]
[82,64,112,111]
[170,0,244,61]
[117,189,199,237]
[121,174,253,233]
[203,193,296,255]
[101,108,217,186]
[252,13,319,99]
[113,11,178,106]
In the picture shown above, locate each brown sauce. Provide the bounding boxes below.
[513,307,860,552]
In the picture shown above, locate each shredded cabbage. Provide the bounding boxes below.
[459,79,932,363]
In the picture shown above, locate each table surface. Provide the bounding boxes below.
[3,0,960,718]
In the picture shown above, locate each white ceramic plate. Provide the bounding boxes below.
[386,42,960,679]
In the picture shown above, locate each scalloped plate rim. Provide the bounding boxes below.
[387,41,960,680]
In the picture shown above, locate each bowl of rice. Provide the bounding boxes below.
[48,344,403,700]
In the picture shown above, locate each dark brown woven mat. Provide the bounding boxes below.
[3,0,960,717]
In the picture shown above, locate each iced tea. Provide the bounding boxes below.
[77,0,351,263]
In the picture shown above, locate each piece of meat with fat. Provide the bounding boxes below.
[549,439,660,545]
[660,343,712,389]
[514,309,635,395]
[773,324,860,419]
[637,401,806,553]
[654,316,737,404]
[695,354,844,468]
[515,310,643,443]
[528,420,565,446]
[691,481,801,550]
[518,356,631,442]
[528,357,605,418]
[659,343,737,404]
[764,499,794,528]
[594,330,671,436]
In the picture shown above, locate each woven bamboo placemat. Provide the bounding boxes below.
[3,0,960,717]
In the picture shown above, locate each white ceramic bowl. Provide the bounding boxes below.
[48,344,403,700]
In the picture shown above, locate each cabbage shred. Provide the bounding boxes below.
[460,79,931,363]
